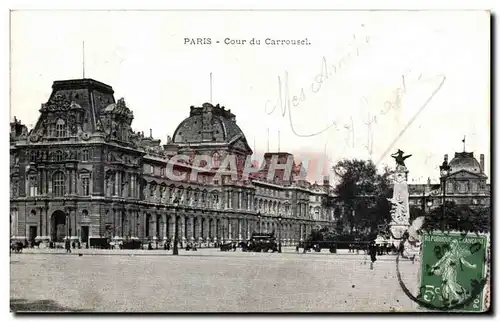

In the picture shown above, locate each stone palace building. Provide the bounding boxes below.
[10,78,490,247]
[10,78,337,246]
[407,152,490,212]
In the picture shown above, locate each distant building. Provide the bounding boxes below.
[10,78,336,246]
[408,151,490,211]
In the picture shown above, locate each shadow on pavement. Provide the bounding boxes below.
[11,298,89,312]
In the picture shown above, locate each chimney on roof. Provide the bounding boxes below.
[444,154,448,163]
[427,177,431,186]
[323,175,330,186]
[150,128,152,138]
[480,154,485,172]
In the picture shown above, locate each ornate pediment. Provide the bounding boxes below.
[40,93,72,112]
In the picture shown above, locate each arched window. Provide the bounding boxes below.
[55,119,66,137]
[30,209,36,217]
[28,174,38,196]
[82,210,89,217]
[52,171,66,196]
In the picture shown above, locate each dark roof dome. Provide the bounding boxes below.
[172,103,246,144]
[448,152,482,174]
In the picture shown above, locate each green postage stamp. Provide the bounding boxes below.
[419,231,489,312]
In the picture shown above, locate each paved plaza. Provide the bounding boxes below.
[10,248,421,312]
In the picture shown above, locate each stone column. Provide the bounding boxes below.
[195,216,201,241]
[73,168,77,194]
[180,215,186,242]
[186,216,193,241]
[151,213,157,240]
[209,218,213,241]
[73,208,79,239]
[205,218,210,240]
[228,218,232,240]
[201,217,207,240]
[162,214,167,240]
[129,210,135,238]
[45,207,49,237]
[168,214,175,239]
[238,218,242,241]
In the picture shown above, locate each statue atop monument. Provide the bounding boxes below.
[391,149,412,167]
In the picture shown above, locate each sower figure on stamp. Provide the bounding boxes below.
[429,239,478,306]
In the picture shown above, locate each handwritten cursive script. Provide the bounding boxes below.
[375,74,446,165]
[264,25,370,137]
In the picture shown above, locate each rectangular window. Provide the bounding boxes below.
[160,167,165,177]
[82,177,90,196]
[150,165,154,174]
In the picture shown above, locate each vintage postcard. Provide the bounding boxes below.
[9,9,491,313]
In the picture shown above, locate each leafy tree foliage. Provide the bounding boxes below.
[422,201,491,234]
[332,159,393,234]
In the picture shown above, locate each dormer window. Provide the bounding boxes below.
[55,119,67,137]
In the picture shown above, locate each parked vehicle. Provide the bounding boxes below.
[246,233,278,252]
[121,239,142,250]
[10,241,24,253]
[220,242,233,251]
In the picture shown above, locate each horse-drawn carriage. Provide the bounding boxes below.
[220,242,234,252]
[10,241,24,253]
[245,233,278,253]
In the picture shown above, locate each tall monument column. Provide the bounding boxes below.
[389,149,412,239]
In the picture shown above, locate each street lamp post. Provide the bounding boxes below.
[278,215,282,253]
[440,159,451,231]
[173,198,179,256]
[426,199,433,213]
[421,185,426,212]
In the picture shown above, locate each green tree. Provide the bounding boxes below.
[332,159,393,234]
[422,201,491,234]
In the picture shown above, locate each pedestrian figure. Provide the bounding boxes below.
[295,244,299,252]
[65,239,72,253]
[369,242,377,270]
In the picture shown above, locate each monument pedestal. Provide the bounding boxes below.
[388,164,410,240]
